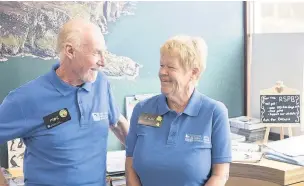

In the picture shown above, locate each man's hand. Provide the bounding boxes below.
[110,114,129,146]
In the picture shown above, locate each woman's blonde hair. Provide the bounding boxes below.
[160,35,208,77]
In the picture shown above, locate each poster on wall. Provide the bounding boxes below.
[125,94,156,121]
[7,139,25,169]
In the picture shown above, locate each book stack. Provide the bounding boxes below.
[229,116,266,142]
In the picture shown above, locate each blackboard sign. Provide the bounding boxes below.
[260,95,301,123]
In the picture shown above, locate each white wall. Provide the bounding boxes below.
[250,33,304,135]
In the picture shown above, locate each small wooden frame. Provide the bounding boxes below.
[260,81,301,144]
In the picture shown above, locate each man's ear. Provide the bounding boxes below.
[64,43,74,60]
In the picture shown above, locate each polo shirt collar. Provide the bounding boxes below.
[81,81,93,92]
[157,89,203,116]
[157,94,171,115]
[47,63,93,96]
[183,89,203,116]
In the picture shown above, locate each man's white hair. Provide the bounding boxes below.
[56,18,100,60]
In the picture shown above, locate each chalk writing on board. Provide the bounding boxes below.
[260,95,300,123]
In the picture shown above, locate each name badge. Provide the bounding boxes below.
[138,113,163,127]
[43,108,71,129]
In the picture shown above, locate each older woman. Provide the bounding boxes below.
[125,35,231,186]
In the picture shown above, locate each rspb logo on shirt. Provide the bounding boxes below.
[185,133,210,144]
[92,112,108,121]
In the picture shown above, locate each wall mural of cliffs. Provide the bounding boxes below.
[0,1,141,80]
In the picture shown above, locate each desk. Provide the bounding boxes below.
[3,159,304,186]
[226,158,304,186]
[4,168,115,186]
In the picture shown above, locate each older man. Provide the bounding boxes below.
[0,19,129,186]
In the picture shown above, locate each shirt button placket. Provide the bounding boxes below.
[77,89,87,128]
[167,115,180,145]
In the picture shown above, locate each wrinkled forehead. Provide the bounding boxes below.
[82,27,107,51]
[160,53,180,66]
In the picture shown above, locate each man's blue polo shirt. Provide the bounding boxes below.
[0,63,120,186]
[126,89,232,186]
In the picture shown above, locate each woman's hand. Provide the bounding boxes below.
[125,157,141,186]
[205,163,229,186]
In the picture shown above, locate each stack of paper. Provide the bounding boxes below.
[231,142,263,163]
[229,116,266,142]
[264,135,304,166]
[230,116,265,130]
[264,149,304,166]
[230,127,266,142]
[231,133,246,142]
[111,176,126,186]
[106,150,126,175]
[230,136,304,185]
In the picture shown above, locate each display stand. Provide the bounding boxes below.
[260,81,301,144]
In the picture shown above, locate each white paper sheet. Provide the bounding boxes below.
[265,135,304,157]
[231,142,263,162]
[106,150,126,174]
[232,151,264,163]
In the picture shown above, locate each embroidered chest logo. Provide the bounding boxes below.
[185,134,210,144]
[92,112,108,121]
